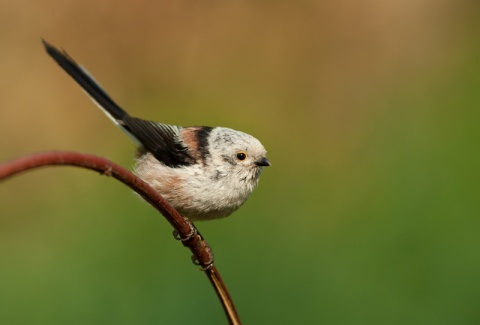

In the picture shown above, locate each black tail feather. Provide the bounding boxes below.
[42,39,127,122]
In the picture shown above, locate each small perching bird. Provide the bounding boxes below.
[43,40,270,221]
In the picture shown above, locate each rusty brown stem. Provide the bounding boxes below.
[0,151,241,325]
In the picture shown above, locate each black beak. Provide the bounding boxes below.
[255,157,271,167]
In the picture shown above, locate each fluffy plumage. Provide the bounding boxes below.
[43,40,270,220]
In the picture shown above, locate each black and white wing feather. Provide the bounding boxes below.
[122,117,196,167]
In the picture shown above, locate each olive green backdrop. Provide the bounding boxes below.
[1,1,480,324]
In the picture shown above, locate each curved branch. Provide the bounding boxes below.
[0,151,241,325]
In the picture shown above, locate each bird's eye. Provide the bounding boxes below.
[236,151,248,161]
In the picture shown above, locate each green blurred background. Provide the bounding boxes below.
[1,1,480,324]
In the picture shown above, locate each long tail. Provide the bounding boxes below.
[42,40,128,125]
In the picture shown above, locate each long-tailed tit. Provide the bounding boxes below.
[43,41,270,221]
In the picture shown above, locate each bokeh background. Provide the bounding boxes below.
[1,1,480,324]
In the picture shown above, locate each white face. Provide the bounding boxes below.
[208,127,269,182]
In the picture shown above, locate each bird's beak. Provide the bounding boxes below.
[255,157,271,167]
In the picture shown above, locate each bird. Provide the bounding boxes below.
[42,40,270,221]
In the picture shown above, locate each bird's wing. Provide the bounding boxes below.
[124,117,196,168]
